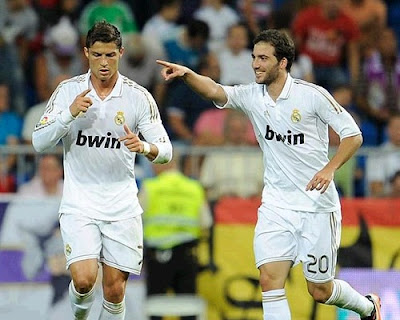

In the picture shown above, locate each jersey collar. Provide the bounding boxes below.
[279,73,293,100]
[262,73,294,101]
[83,70,123,99]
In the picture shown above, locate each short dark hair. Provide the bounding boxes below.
[86,21,122,49]
[253,29,295,72]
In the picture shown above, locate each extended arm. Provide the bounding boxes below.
[156,60,228,106]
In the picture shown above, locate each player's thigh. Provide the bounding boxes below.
[59,213,102,268]
[100,215,143,275]
[254,204,298,269]
[300,210,341,283]
[102,263,129,296]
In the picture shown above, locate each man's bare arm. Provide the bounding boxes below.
[156,60,228,106]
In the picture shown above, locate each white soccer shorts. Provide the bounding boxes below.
[59,213,143,275]
[254,204,341,283]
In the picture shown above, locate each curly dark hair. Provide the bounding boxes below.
[253,29,295,72]
[86,21,122,49]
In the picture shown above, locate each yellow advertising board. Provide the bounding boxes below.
[197,198,400,320]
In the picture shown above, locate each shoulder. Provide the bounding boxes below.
[291,79,334,103]
[120,75,156,104]
[292,79,329,96]
[226,82,262,95]
[120,75,149,96]
[54,74,87,93]
[184,176,205,192]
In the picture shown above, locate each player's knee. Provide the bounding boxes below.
[307,283,332,303]
[72,275,97,294]
[103,281,125,303]
[259,271,283,291]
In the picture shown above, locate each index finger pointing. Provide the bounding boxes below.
[123,124,133,135]
[79,89,92,97]
[156,60,170,67]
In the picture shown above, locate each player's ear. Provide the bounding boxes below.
[279,57,287,69]
[84,47,89,58]
[119,46,125,57]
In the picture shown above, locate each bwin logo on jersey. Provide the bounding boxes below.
[76,130,121,149]
[265,125,304,145]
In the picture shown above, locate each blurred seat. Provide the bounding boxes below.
[144,294,207,319]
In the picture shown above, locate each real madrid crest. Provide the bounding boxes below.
[114,111,125,125]
[291,109,301,123]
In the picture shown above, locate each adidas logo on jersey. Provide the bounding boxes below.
[265,125,304,145]
[76,130,121,149]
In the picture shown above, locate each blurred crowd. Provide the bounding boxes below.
[1,0,400,199]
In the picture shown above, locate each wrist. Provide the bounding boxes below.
[142,141,151,156]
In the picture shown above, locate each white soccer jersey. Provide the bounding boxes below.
[32,71,172,220]
[217,74,361,212]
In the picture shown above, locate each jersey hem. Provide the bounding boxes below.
[100,258,142,275]
[59,210,143,221]
[66,254,99,269]
[255,256,294,268]
[261,201,341,213]
[304,275,335,284]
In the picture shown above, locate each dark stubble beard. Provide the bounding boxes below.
[264,63,280,86]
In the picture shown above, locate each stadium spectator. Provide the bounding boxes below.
[163,18,210,72]
[139,156,212,320]
[118,34,167,108]
[193,108,257,146]
[0,0,39,114]
[291,0,361,90]
[388,170,400,198]
[18,154,64,197]
[199,110,263,202]
[0,83,22,193]
[193,0,240,52]
[235,0,274,36]
[0,83,22,147]
[366,113,400,197]
[0,160,16,193]
[218,23,254,85]
[141,0,183,57]
[281,28,315,83]
[355,27,400,145]
[34,17,84,102]
[0,154,66,316]
[35,0,81,32]
[166,52,219,144]
[157,28,382,320]
[79,0,138,40]
[342,0,387,58]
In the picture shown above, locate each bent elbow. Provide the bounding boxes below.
[32,140,46,153]
[32,136,50,153]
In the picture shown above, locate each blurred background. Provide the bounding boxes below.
[0,0,400,319]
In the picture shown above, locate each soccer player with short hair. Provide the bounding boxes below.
[157,29,382,320]
[32,21,172,319]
